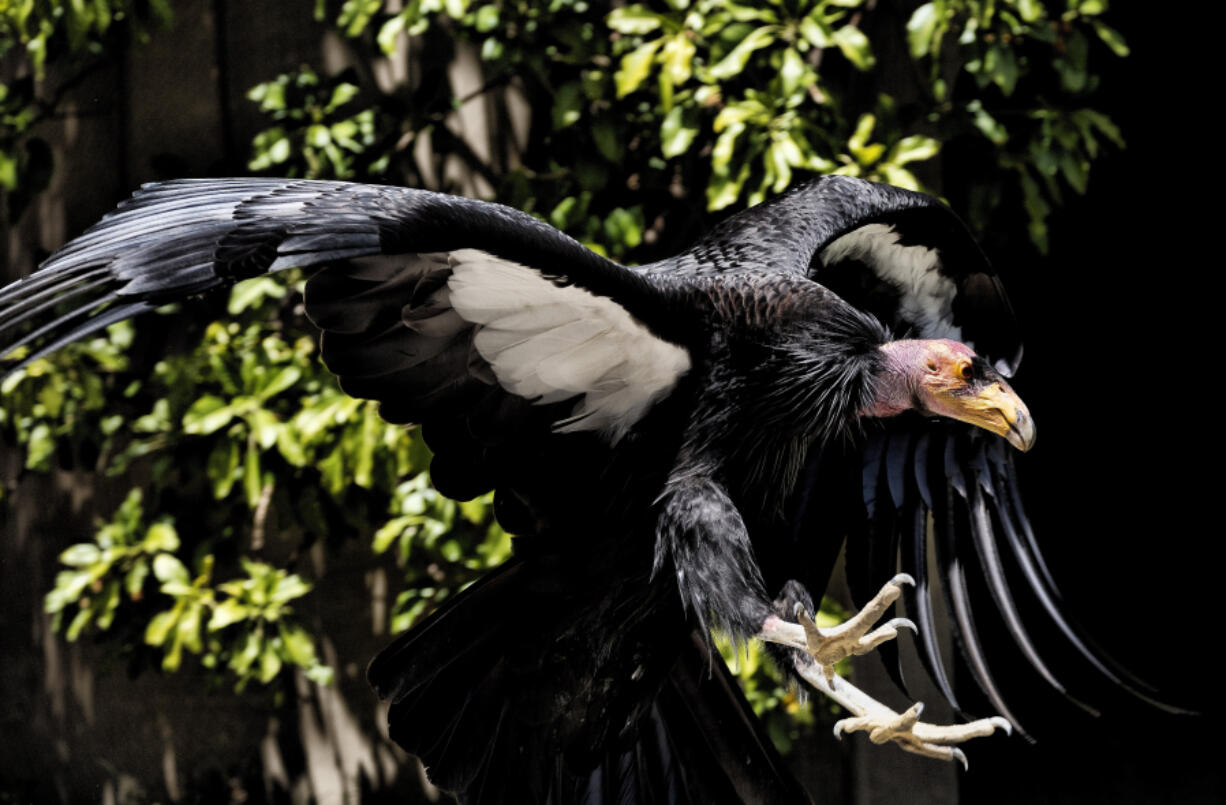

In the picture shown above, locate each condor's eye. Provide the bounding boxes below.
[957,361,974,382]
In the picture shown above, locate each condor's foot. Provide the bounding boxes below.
[760,573,917,682]
[833,702,1012,768]
[756,573,1012,767]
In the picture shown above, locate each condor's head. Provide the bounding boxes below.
[867,339,1036,452]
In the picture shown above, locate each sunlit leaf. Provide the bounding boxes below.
[906,2,938,57]
[889,135,940,166]
[661,106,698,158]
[59,544,102,567]
[708,26,777,80]
[209,599,251,631]
[153,554,190,586]
[832,25,874,70]
[606,5,664,35]
[614,39,665,97]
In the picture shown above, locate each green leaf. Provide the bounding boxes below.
[1092,21,1129,58]
[338,0,384,36]
[66,608,93,642]
[59,544,102,567]
[153,554,190,586]
[967,100,1008,145]
[231,629,262,674]
[279,623,318,666]
[847,113,876,153]
[0,150,18,191]
[1082,109,1123,148]
[889,135,940,166]
[271,573,312,604]
[878,163,921,191]
[780,47,807,98]
[660,107,698,158]
[472,5,499,33]
[275,425,307,467]
[178,604,204,653]
[183,395,238,435]
[209,599,251,631]
[326,83,359,112]
[832,25,874,70]
[125,562,150,599]
[142,522,180,553]
[799,14,834,49]
[228,276,286,314]
[603,207,644,249]
[258,644,283,682]
[1059,152,1088,195]
[614,39,665,97]
[258,366,301,401]
[607,6,663,35]
[1019,170,1051,253]
[708,26,777,80]
[710,118,745,173]
[984,44,1018,96]
[208,439,241,499]
[25,422,54,470]
[660,35,695,88]
[550,196,578,229]
[592,121,623,163]
[906,2,938,58]
[767,138,793,193]
[377,14,406,54]
[552,82,584,130]
[707,159,751,210]
[1010,0,1040,22]
[145,610,178,646]
[373,515,415,555]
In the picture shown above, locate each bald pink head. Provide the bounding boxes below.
[865,339,1035,451]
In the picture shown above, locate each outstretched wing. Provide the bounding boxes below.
[656,175,1020,376]
[0,178,692,498]
[727,176,1187,731]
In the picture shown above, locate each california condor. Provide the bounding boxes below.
[0,175,1182,802]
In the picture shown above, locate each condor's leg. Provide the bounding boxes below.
[653,475,774,639]
[765,574,917,683]
[758,576,1011,768]
[655,479,1009,767]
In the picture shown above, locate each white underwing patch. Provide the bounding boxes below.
[821,223,962,342]
[445,249,691,441]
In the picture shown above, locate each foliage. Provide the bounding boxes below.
[2,0,1129,758]
[247,68,388,179]
[45,489,332,687]
[906,0,1127,250]
[0,0,172,215]
[9,272,508,690]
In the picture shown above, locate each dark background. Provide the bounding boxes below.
[960,5,1221,802]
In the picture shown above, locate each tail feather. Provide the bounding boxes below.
[369,557,810,803]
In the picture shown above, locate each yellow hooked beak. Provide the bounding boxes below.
[933,379,1036,452]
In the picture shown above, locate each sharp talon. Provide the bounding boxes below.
[793,602,808,620]
[774,646,1010,771]
[886,617,917,634]
[889,573,916,588]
